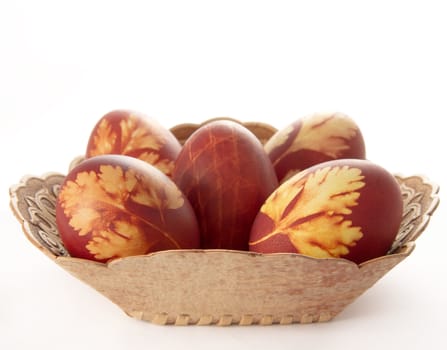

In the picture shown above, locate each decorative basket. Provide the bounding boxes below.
[9,119,440,326]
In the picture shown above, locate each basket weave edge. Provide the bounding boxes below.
[9,172,65,260]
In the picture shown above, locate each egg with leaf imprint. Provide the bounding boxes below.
[56,155,200,262]
[264,112,366,183]
[86,110,181,177]
[249,159,403,264]
[173,120,279,250]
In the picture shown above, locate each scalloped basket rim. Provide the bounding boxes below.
[9,172,63,257]
[48,243,415,272]
[393,173,440,245]
[394,172,440,211]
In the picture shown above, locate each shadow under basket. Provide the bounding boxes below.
[9,119,440,326]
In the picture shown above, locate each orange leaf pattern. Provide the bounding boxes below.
[88,114,176,176]
[250,165,366,258]
[90,119,116,155]
[58,164,183,260]
[119,116,164,153]
[264,124,294,154]
[139,151,175,177]
[269,113,359,163]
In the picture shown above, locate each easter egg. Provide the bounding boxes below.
[86,110,181,177]
[249,159,403,264]
[264,112,366,182]
[173,120,279,250]
[56,155,200,262]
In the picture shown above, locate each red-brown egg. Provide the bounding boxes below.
[249,159,403,264]
[85,110,181,177]
[172,120,279,250]
[264,112,366,182]
[56,155,200,262]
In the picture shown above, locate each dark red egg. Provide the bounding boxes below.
[56,155,200,262]
[264,112,366,183]
[86,110,181,177]
[249,159,403,264]
[173,120,279,250]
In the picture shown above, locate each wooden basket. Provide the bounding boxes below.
[9,119,440,326]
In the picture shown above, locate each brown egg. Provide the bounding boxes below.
[249,159,403,264]
[56,155,200,262]
[264,112,366,182]
[173,120,279,250]
[85,110,181,177]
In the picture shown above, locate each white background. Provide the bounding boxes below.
[1,0,445,349]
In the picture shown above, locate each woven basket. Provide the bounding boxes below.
[9,119,440,326]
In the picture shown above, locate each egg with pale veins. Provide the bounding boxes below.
[173,120,279,250]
